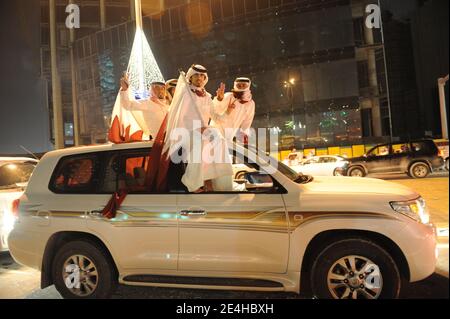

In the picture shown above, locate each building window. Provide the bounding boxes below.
[353,17,365,46]
[361,108,373,137]
[357,60,370,89]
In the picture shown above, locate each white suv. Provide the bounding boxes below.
[8,142,437,299]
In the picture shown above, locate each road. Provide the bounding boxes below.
[0,172,448,299]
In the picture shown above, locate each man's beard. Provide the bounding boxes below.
[233,90,252,102]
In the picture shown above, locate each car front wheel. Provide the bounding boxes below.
[52,240,117,299]
[311,238,401,299]
[409,162,430,179]
[348,166,366,177]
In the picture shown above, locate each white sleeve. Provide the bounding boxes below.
[212,93,233,117]
[120,90,150,111]
[239,101,255,135]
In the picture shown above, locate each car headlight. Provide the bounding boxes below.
[390,198,430,224]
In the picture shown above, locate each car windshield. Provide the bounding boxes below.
[0,162,36,189]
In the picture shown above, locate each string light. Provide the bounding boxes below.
[126,28,164,99]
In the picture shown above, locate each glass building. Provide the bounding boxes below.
[72,0,393,149]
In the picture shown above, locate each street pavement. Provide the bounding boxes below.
[0,172,448,299]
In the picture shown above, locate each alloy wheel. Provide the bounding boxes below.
[327,255,383,299]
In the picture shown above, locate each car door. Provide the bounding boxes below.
[299,158,319,175]
[390,143,411,172]
[177,152,289,274]
[317,157,337,176]
[365,144,393,173]
[80,149,179,271]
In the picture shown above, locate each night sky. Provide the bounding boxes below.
[0,0,52,155]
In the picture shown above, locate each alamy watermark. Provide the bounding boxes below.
[366,4,381,29]
[64,264,81,289]
[166,123,280,175]
[65,4,80,29]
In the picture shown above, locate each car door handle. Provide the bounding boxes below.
[179,210,207,217]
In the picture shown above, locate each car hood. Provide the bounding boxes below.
[296,176,420,214]
[303,176,418,197]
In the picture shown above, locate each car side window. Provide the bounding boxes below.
[392,143,410,154]
[100,152,150,194]
[50,155,98,193]
[319,157,336,163]
[228,152,285,194]
[368,145,390,157]
[304,158,318,165]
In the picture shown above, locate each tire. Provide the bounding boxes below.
[310,238,402,299]
[347,166,366,177]
[409,162,430,179]
[52,240,117,299]
[446,158,449,172]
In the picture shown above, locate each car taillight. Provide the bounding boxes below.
[11,199,20,217]
[438,149,444,157]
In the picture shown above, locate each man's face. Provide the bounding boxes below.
[190,73,207,88]
[151,85,166,99]
[236,82,250,90]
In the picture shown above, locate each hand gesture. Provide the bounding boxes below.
[216,82,225,101]
[120,73,129,91]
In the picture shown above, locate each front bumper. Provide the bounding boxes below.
[401,222,438,282]
[335,165,349,176]
[431,157,445,171]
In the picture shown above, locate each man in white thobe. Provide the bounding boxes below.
[212,77,255,143]
[164,64,233,193]
[119,76,169,140]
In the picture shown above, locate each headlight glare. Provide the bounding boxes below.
[390,198,430,224]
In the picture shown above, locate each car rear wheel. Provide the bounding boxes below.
[348,166,366,177]
[310,238,401,299]
[409,162,430,179]
[446,158,449,171]
[52,240,117,299]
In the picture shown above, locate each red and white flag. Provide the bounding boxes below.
[108,91,144,143]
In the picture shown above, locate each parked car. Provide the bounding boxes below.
[434,139,449,171]
[289,155,349,176]
[340,140,444,178]
[8,142,437,299]
[0,157,38,251]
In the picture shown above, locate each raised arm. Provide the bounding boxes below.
[119,74,150,111]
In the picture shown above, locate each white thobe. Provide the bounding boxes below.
[212,92,255,143]
[166,87,233,192]
[120,90,168,139]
